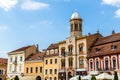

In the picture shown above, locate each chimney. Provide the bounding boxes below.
[36,44,39,52]
[112,30,115,35]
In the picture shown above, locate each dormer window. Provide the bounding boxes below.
[96,48,101,52]
[29,57,32,60]
[111,45,117,50]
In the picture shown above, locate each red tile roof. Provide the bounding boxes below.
[26,52,45,61]
[47,43,59,50]
[0,58,7,64]
[9,45,32,53]
[94,33,120,46]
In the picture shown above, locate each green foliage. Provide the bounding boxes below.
[91,75,97,80]
[14,75,19,80]
[114,71,118,80]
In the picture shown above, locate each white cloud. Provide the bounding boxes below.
[115,9,120,18]
[0,0,17,11]
[101,0,120,7]
[0,26,8,31]
[21,0,49,10]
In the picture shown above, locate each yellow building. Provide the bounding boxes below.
[44,43,59,80]
[0,58,7,80]
[24,52,44,80]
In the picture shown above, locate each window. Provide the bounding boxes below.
[111,45,117,50]
[113,59,116,69]
[50,77,52,80]
[15,57,17,62]
[40,67,42,73]
[96,61,99,70]
[30,67,33,73]
[36,67,38,73]
[61,59,65,68]
[79,60,84,65]
[54,77,57,80]
[50,69,52,74]
[10,57,12,62]
[61,48,65,56]
[50,59,52,64]
[69,57,73,67]
[20,56,22,61]
[75,24,78,31]
[105,60,109,70]
[45,70,48,74]
[90,62,93,70]
[96,48,101,52]
[68,45,73,53]
[79,43,84,52]
[46,60,48,64]
[26,68,29,73]
[55,59,57,64]
[0,69,3,75]
[54,69,57,74]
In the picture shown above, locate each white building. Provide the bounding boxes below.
[7,45,38,77]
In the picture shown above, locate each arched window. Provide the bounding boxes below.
[61,47,65,56]
[75,24,78,31]
[68,57,73,67]
[105,59,109,70]
[112,57,116,69]
[78,43,84,53]
[90,62,93,70]
[96,61,99,70]
[61,59,65,68]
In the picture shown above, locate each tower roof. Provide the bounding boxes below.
[71,11,81,19]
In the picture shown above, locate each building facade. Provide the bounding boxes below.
[44,43,59,80]
[58,12,102,80]
[87,32,120,75]
[24,52,44,80]
[0,58,7,80]
[7,45,38,78]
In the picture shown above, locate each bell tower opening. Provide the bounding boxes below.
[70,11,82,37]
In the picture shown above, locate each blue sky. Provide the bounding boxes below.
[0,0,120,58]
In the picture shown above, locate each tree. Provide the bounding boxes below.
[114,71,118,80]
[14,75,19,80]
[91,75,97,80]
[78,75,81,80]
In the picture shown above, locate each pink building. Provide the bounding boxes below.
[87,32,120,75]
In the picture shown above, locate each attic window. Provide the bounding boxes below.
[111,45,117,50]
[96,48,101,52]
[29,57,32,60]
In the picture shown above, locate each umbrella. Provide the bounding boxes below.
[96,72,113,80]
[82,75,92,80]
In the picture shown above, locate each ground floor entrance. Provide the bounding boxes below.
[0,78,2,80]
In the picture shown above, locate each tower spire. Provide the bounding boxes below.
[70,11,82,37]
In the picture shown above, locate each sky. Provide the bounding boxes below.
[0,0,120,58]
